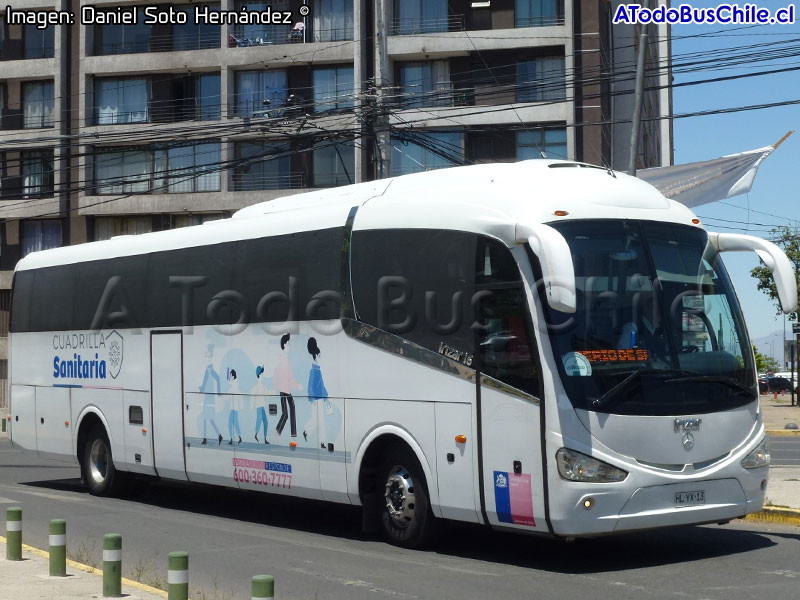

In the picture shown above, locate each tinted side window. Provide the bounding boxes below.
[75,255,149,330]
[10,271,34,333]
[351,229,539,395]
[12,227,344,332]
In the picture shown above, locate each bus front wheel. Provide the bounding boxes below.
[82,425,122,497]
[377,445,436,548]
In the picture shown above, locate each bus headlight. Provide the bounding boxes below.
[741,438,770,469]
[556,448,628,483]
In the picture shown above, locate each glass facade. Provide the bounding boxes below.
[313,0,354,41]
[516,57,566,102]
[391,132,464,176]
[23,82,54,128]
[235,70,288,117]
[312,66,354,112]
[313,142,355,186]
[517,128,567,160]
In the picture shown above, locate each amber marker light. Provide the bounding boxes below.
[64,421,69,427]
[290,441,297,448]
[554,210,569,217]
[455,435,467,444]
[692,218,701,224]
[141,428,147,434]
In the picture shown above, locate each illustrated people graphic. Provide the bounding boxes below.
[227,368,242,446]
[199,345,222,446]
[274,333,301,443]
[254,365,270,444]
[304,337,329,447]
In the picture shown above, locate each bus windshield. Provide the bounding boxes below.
[545,220,757,416]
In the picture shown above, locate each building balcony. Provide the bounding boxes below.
[387,25,568,59]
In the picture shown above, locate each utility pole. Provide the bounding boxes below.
[374,0,391,179]
[627,6,649,175]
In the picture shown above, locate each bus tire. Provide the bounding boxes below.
[376,444,436,549]
[81,425,123,497]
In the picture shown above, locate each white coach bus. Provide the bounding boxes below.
[8,160,797,547]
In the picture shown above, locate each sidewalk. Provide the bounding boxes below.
[0,538,165,600]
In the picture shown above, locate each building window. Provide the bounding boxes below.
[312,66,354,112]
[150,74,221,123]
[313,142,354,187]
[393,0,449,34]
[24,23,54,59]
[94,141,221,195]
[517,128,567,160]
[516,0,562,27]
[174,5,221,50]
[398,61,451,108]
[232,2,292,45]
[235,70,288,118]
[391,132,464,176]
[232,141,295,190]
[22,220,61,256]
[164,142,221,193]
[171,213,224,228]
[313,0,354,42]
[94,78,148,125]
[23,82,54,128]
[93,216,153,241]
[22,150,54,197]
[516,57,565,102]
[196,75,222,120]
[96,10,152,55]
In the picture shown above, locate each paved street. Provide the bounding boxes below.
[2,439,800,600]
[769,435,800,466]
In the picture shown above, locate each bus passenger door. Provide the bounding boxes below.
[151,332,188,481]
[479,378,547,533]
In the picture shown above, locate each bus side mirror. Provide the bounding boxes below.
[516,223,577,314]
[708,232,798,314]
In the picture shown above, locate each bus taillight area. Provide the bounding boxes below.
[547,440,769,537]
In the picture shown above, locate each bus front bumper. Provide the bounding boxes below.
[549,471,767,537]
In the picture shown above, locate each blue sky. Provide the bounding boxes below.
[669,0,800,353]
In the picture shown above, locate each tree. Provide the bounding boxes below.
[750,226,800,322]
[753,345,780,373]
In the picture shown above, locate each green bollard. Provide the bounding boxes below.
[2,417,6,432]
[6,507,22,561]
[168,551,189,600]
[49,519,67,577]
[103,533,122,597]
[252,575,275,600]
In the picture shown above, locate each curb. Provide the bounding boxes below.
[0,535,168,598]
[766,430,800,436]
[745,506,800,527]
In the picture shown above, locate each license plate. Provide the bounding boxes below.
[675,490,705,508]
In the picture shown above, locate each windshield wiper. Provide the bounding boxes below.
[663,375,755,398]
[590,369,702,409]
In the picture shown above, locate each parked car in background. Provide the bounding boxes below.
[758,376,770,394]
[767,376,797,393]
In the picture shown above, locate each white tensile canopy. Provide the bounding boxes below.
[637,131,793,208]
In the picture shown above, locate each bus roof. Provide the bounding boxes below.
[17,160,700,272]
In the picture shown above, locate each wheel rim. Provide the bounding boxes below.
[89,438,109,485]
[384,465,417,529]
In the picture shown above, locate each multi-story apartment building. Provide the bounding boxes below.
[0,0,672,405]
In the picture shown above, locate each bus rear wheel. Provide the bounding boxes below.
[377,445,436,548]
[82,425,123,497]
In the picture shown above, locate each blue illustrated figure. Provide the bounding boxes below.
[199,345,222,446]
[304,337,333,448]
[254,365,270,444]
[227,368,242,445]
